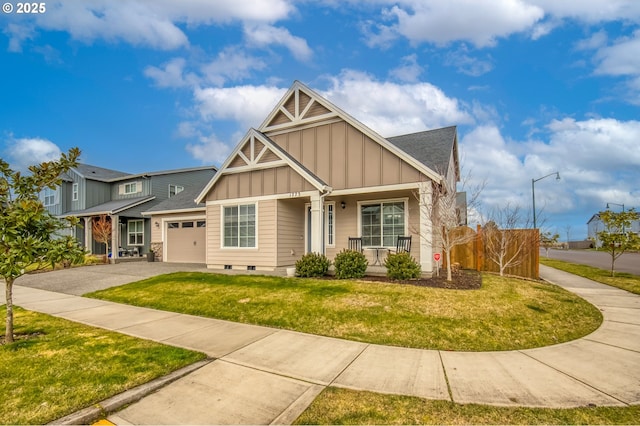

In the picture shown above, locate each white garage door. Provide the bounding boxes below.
[166,220,206,263]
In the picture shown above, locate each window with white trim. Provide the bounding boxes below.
[72,183,79,201]
[124,182,138,194]
[223,204,256,248]
[326,203,335,247]
[361,201,405,247]
[127,220,144,245]
[169,184,184,198]
[43,187,56,206]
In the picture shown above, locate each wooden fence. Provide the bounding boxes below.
[447,225,540,279]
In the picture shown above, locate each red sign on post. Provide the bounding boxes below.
[433,253,441,262]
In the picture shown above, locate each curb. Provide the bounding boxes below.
[48,359,213,425]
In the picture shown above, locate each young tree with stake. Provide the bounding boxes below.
[597,208,640,277]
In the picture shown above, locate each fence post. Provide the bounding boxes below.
[476,224,483,272]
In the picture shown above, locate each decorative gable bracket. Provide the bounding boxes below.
[260,83,337,132]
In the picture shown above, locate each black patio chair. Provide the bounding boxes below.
[393,236,412,254]
[348,237,363,253]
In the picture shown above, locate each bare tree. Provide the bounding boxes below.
[92,214,112,263]
[416,169,484,281]
[540,231,560,257]
[482,204,536,276]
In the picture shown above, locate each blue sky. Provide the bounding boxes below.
[1,0,639,239]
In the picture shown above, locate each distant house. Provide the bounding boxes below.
[40,163,216,259]
[587,212,640,247]
[191,80,461,274]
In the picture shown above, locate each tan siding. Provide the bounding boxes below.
[400,162,421,183]
[206,200,277,269]
[254,140,265,155]
[251,171,263,196]
[276,199,305,266]
[316,125,331,180]
[283,96,296,116]
[330,122,347,188]
[241,143,252,161]
[276,167,289,193]
[363,136,382,187]
[263,168,276,194]
[381,148,402,185]
[288,132,301,159]
[346,125,363,188]
[299,91,311,112]
[303,101,331,118]
[229,154,246,168]
[227,174,240,199]
[269,110,290,126]
[257,148,280,163]
[301,128,316,171]
[238,173,251,198]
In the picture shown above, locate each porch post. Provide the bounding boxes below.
[310,192,324,254]
[111,214,119,260]
[83,217,93,253]
[418,182,434,274]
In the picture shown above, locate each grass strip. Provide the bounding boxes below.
[541,258,640,295]
[86,272,602,351]
[294,387,639,425]
[0,307,205,425]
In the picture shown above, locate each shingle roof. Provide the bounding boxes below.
[144,185,205,214]
[386,126,457,175]
[73,163,130,181]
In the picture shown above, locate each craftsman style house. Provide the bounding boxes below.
[189,81,460,274]
[40,163,216,259]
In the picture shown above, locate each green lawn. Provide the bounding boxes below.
[86,272,602,351]
[540,258,640,295]
[0,307,205,425]
[295,387,639,425]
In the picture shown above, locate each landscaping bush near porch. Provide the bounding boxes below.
[86,272,602,352]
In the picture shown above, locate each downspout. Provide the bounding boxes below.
[319,185,332,255]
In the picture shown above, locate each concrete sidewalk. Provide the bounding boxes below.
[5,264,640,424]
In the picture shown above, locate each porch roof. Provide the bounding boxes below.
[69,196,156,217]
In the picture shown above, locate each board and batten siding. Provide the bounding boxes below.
[205,199,277,270]
[206,167,316,202]
[268,121,425,191]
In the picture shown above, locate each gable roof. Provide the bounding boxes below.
[387,126,459,180]
[259,81,443,183]
[69,196,155,217]
[196,129,330,203]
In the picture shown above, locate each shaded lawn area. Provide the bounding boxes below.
[0,307,205,425]
[294,387,640,425]
[86,272,602,351]
[541,258,640,295]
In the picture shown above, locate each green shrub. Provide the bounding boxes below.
[334,249,369,279]
[384,252,421,280]
[295,252,331,277]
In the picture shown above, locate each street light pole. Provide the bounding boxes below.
[606,202,625,212]
[532,172,560,229]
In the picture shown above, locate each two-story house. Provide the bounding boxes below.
[41,163,216,260]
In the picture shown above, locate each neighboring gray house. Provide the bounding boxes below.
[41,163,216,259]
[587,212,640,247]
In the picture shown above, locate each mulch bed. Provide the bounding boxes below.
[336,269,482,290]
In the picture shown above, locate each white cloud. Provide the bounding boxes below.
[575,30,608,51]
[144,58,193,88]
[593,30,640,77]
[201,48,268,86]
[243,24,313,61]
[5,137,62,172]
[389,54,424,82]
[193,85,286,129]
[186,134,233,165]
[444,45,493,76]
[5,0,296,51]
[528,0,640,23]
[321,70,474,136]
[373,0,544,48]
[460,117,640,227]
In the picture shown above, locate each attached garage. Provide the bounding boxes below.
[165,219,206,263]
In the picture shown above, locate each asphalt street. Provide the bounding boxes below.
[543,249,640,275]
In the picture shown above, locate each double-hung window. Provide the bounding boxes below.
[360,201,405,247]
[72,183,79,201]
[124,182,137,194]
[169,184,184,197]
[43,187,56,206]
[326,203,335,247]
[127,220,144,245]
[223,204,256,248]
